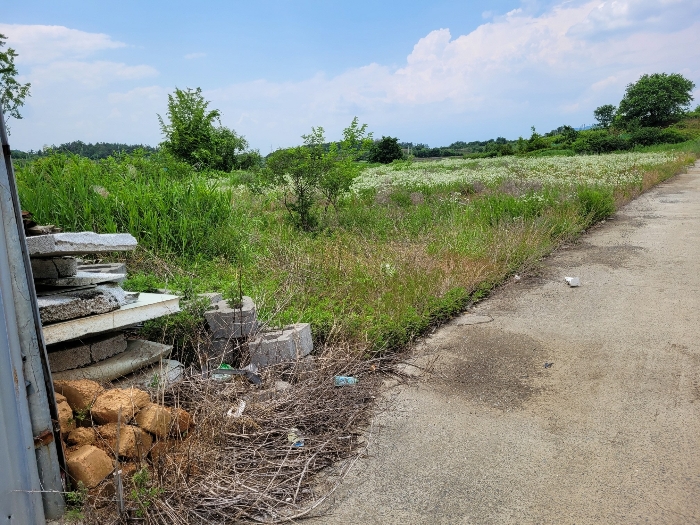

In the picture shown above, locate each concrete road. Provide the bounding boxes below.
[315,162,700,524]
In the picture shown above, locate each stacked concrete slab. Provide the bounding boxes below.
[28,232,180,381]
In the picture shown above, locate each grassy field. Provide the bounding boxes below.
[16,145,698,363]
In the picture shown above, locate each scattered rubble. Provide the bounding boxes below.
[66,445,114,489]
[54,380,194,491]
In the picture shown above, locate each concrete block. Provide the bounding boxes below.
[57,400,76,435]
[198,292,222,305]
[38,289,121,325]
[91,388,151,424]
[27,232,137,257]
[35,271,127,287]
[48,343,92,372]
[53,340,173,382]
[66,427,96,447]
[90,333,127,362]
[204,297,257,339]
[204,338,238,368]
[43,293,179,346]
[135,404,192,438]
[95,423,152,459]
[249,323,313,368]
[54,379,105,411]
[65,445,114,489]
[31,257,77,278]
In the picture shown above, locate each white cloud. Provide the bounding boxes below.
[184,52,206,60]
[6,1,700,151]
[0,23,125,64]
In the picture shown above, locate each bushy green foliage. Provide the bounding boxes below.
[368,136,404,163]
[628,127,686,147]
[0,33,31,124]
[264,118,371,230]
[572,130,630,154]
[594,104,617,129]
[158,87,260,171]
[617,73,695,128]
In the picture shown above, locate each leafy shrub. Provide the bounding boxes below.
[572,130,630,154]
[629,127,686,147]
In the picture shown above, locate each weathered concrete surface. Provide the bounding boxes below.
[316,163,700,524]
[38,288,121,324]
[42,293,179,345]
[52,339,173,382]
[204,297,257,339]
[31,256,77,278]
[34,270,126,287]
[249,323,313,367]
[26,232,137,256]
[46,332,127,372]
[77,262,127,275]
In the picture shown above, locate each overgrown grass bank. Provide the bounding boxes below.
[16,147,697,362]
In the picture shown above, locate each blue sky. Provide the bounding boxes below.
[3,0,700,152]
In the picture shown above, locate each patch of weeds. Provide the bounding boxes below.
[64,481,87,521]
[130,468,163,518]
[576,186,616,225]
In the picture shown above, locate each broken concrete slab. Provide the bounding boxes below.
[111,359,184,390]
[35,271,127,287]
[31,256,78,278]
[42,293,179,345]
[27,232,137,257]
[249,323,313,368]
[77,262,127,275]
[204,297,257,339]
[52,340,173,382]
[38,288,121,324]
[90,333,127,362]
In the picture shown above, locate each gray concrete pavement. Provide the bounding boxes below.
[314,161,700,524]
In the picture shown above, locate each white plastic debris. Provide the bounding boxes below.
[564,277,581,287]
[514,275,521,282]
[226,400,246,418]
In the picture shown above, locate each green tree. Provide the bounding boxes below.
[368,136,404,163]
[265,119,372,230]
[593,104,616,129]
[617,73,695,128]
[0,33,31,129]
[158,87,249,170]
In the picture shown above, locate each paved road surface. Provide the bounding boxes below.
[314,161,700,524]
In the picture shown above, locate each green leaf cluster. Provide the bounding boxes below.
[264,117,372,230]
[0,33,31,126]
[158,87,260,171]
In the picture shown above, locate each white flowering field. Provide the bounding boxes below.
[352,152,679,192]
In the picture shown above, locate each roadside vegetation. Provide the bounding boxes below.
[15,113,699,365]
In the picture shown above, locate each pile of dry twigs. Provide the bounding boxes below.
[84,346,396,524]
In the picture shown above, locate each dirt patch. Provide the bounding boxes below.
[435,328,548,409]
[558,242,647,269]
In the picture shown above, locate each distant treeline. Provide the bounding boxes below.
[11,141,157,160]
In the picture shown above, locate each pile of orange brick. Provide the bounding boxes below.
[53,379,193,489]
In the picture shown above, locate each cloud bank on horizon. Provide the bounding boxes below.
[2,0,700,152]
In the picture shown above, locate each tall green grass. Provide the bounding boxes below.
[15,147,696,362]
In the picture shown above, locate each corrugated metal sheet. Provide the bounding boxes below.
[0,108,65,522]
